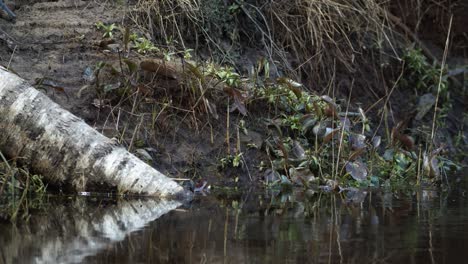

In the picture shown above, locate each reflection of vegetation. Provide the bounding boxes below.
[201,186,460,263]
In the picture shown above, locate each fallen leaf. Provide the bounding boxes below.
[322,128,340,144]
[350,134,366,150]
[277,77,303,98]
[312,121,327,137]
[291,140,306,159]
[415,93,436,120]
[289,167,315,187]
[225,87,248,115]
[35,78,66,93]
[321,95,336,106]
[140,59,179,79]
[345,189,368,203]
[397,134,415,150]
[372,136,381,149]
[325,105,338,118]
[339,117,351,131]
[103,82,121,93]
[300,114,317,133]
[321,95,338,118]
[346,160,368,181]
[135,149,153,162]
[98,38,115,48]
[264,169,281,184]
[82,66,95,83]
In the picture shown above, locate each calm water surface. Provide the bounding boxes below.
[1,177,467,264]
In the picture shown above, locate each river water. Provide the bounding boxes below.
[1,177,467,263]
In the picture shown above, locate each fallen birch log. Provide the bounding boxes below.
[0,66,186,198]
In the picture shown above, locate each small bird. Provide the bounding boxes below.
[0,0,15,20]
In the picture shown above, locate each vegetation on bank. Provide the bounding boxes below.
[0,152,47,220]
[84,15,461,192]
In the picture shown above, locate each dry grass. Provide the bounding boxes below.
[130,0,399,90]
[266,0,396,78]
[131,0,202,50]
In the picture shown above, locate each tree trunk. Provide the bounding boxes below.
[0,66,186,198]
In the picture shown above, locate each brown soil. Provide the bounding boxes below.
[0,0,123,118]
[389,0,468,58]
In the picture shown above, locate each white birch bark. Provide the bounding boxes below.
[0,67,186,198]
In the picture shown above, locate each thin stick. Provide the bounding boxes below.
[430,15,452,150]
[226,98,231,154]
[335,80,354,178]
[0,151,11,170]
[0,0,15,19]
[417,144,422,185]
[7,45,17,70]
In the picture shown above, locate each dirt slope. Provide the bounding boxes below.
[0,0,124,117]
[0,1,258,187]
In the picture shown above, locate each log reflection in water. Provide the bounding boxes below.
[0,198,181,264]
